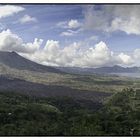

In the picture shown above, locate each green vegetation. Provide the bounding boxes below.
[0,88,139,136]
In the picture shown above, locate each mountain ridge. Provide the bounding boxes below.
[56,65,140,75]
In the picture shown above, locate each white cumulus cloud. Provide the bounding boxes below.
[19,14,37,24]
[0,5,24,19]
[68,19,81,29]
[57,19,81,29]
[57,19,82,37]
[118,53,134,65]
[0,29,42,54]
[133,49,140,59]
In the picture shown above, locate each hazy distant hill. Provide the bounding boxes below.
[57,65,140,75]
[0,51,62,73]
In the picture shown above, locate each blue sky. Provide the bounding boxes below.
[1,5,84,43]
[0,4,140,67]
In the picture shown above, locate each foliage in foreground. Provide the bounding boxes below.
[0,88,139,136]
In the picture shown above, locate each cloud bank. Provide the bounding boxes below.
[83,5,140,35]
[0,29,138,68]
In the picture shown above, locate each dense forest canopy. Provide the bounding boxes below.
[0,88,139,136]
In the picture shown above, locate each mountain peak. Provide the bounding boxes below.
[11,51,18,55]
[0,51,62,73]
